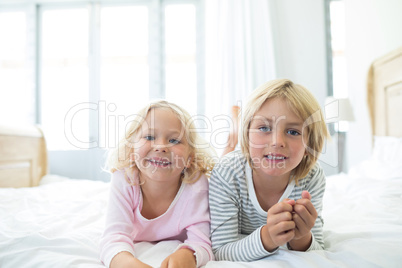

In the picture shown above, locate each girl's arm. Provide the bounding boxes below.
[100,171,140,267]
[209,168,277,262]
[110,251,152,268]
[160,248,196,268]
[171,176,214,267]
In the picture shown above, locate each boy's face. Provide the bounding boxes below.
[248,97,307,182]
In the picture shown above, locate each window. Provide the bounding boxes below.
[329,0,347,99]
[0,10,35,125]
[164,4,197,115]
[0,0,203,151]
[328,0,349,132]
[99,5,150,149]
[41,8,90,149]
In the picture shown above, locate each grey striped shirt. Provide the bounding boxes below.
[209,150,325,261]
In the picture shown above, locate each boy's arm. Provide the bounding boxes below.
[289,165,326,251]
[209,168,278,262]
[287,191,316,251]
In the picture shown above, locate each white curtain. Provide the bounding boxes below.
[204,0,276,153]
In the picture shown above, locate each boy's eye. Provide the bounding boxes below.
[259,126,271,132]
[169,138,180,144]
[287,130,301,136]
[144,135,155,141]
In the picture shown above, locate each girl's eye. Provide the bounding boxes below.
[144,135,155,141]
[169,138,180,144]
[259,126,271,133]
[287,130,301,136]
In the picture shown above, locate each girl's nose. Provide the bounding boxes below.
[152,139,168,152]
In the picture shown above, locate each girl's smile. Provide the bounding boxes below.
[146,157,172,168]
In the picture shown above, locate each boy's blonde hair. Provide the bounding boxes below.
[107,100,216,184]
[239,79,329,183]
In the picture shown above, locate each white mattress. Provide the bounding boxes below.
[1,173,402,267]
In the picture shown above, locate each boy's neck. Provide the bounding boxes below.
[252,170,290,211]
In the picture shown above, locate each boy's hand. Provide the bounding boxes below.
[160,248,196,268]
[288,190,317,251]
[261,198,296,252]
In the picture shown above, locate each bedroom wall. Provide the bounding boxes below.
[268,0,339,175]
[344,0,402,170]
[269,0,327,103]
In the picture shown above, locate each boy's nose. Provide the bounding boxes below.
[271,131,285,147]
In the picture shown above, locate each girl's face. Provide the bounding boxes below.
[248,97,307,182]
[131,108,192,184]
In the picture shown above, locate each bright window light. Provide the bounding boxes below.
[100,6,149,146]
[329,0,349,132]
[330,1,348,99]
[41,8,89,150]
[164,4,197,116]
[0,11,34,125]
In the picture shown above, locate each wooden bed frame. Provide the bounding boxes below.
[0,125,48,187]
[367,46,402,138]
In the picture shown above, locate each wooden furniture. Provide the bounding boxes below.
[0,125,48,187]
[367,46,402,138]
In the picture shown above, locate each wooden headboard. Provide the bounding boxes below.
[0,125,48,187]
[367,46,402,138]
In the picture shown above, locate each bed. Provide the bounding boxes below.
[1,47,402,268]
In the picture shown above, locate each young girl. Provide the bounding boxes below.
[100,100,216,268]
[209,79,329,261]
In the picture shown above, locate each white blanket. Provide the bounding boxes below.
[1,174,402,267]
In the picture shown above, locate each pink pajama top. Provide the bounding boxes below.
[99,170,213,267]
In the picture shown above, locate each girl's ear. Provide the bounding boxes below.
[129,152,136,167]
[186,154,194,168]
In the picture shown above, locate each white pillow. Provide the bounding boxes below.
[349,136,402,179]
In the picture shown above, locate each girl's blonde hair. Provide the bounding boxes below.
[107,100,216,184]
[239,79,330,183]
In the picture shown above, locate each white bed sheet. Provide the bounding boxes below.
[1,173,402,268]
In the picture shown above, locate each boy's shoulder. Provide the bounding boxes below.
[211,150,248,185]
[298,162,325,186]
[215,150,248,170]
[308,162,324,179]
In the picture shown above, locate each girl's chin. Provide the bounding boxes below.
[140,169,183,179]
